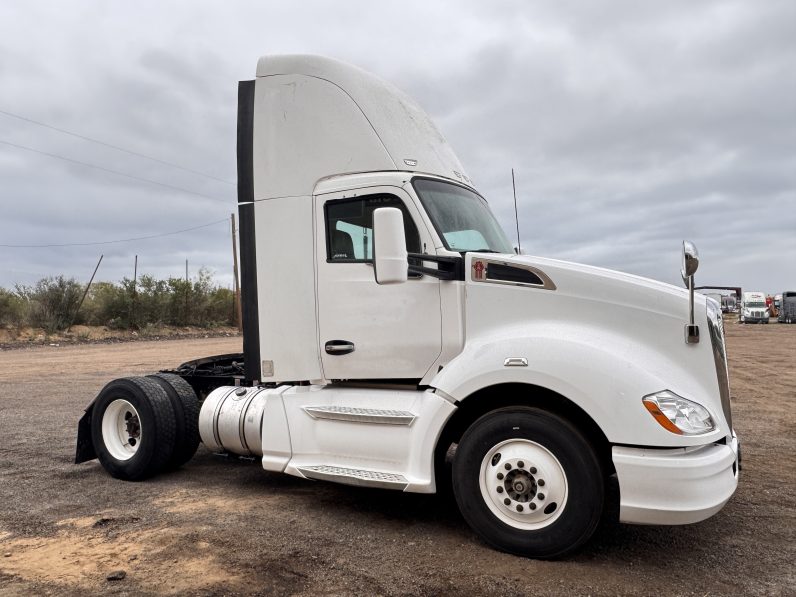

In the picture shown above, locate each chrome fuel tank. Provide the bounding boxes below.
[198,386,268,457]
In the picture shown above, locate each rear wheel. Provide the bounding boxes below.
[91,377,176,481]
[452,407,603,559]
[147,373,201,469]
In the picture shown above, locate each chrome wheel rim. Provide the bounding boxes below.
[478,439,568,530]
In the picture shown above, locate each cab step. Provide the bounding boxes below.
[296,464,409,489]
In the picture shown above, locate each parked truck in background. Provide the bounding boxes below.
[740,291,769,324]
[778,292,796,323]
[74,55,739,558]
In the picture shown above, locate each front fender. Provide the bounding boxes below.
[430,323,726,447]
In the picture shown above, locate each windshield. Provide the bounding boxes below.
[746,301,766,308]
[412,178,514,254]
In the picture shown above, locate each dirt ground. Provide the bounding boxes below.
[0,320,794,596]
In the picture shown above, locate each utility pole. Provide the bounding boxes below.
[68,254,103,332]
[184,259,189,326]
[130,254,138,329]
[231,213,242,331]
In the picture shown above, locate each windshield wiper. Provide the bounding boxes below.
[467,249,501,254]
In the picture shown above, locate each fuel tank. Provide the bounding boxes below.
[198,386,268,457]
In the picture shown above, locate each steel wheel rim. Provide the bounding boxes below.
[478,439,568,530]
[102,399,142,461]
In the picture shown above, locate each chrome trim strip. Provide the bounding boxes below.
[303,405,416,425]
[297,465,409,490]
[706,305,732,429]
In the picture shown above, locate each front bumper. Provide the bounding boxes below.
[741,316,768,323]
[613,434,739,525]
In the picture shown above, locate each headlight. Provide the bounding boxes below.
[642,390,715,435]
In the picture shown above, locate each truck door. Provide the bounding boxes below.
[315,187,442,380]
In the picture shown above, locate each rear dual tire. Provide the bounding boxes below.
[91,375,200,481]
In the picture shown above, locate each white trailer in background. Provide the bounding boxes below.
[76,55,739,558]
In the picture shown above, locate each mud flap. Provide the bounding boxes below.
[75,403,97,464]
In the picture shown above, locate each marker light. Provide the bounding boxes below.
[642,390,715,436]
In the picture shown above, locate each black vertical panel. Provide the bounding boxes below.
[237,80,260,382]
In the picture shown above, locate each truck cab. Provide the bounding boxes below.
[740,291,769,323]
[76,55,739,558]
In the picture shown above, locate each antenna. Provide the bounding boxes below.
[511,168,522,254]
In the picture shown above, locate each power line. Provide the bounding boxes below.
[0,139,231,204]
[0,108,235,185]
[0,218,229,248]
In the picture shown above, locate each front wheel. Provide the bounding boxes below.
[452,407,604,559]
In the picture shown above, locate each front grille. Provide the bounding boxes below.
[707,304,732,429]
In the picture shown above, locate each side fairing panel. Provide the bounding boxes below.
[254,196,322,382]
[279,385,457,493]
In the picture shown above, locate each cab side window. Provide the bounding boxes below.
[325,195,421,262]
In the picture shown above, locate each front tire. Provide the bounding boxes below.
[91,377,176,481]
[452,407,604,559]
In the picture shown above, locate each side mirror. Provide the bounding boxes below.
[373,207,408,284]
[681,240,699,285]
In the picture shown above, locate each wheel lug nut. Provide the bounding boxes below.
[538,479,545,487]
[529,467,537,474]
[504,463,511,470]
[537,493,545,500]
[497,486,504,493]
[504,498,511,505]
[516,505,523,512]
[497,473,504,480]
[517,461,524,468]
[530,503,537,510]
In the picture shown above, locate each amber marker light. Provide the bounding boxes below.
[642,398,683,434]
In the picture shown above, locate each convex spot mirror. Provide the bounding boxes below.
[681,240,699,287]
[373,207,408,285]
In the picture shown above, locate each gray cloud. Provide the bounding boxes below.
[0,0,793,295]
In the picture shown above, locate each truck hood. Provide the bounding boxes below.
[469,252,700,323]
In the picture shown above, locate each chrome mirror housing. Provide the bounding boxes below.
[681,240,699,286]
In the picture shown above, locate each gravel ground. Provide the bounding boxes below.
[0,322,794,596]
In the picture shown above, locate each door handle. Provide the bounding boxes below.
[325,340,355,355]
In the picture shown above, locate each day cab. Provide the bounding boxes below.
[77,55,739,558]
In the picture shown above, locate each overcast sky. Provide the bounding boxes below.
[1,1,794,294]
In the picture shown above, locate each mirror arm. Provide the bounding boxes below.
[685,274,699,344]
[407,253,464,281]
[681,240,700,344]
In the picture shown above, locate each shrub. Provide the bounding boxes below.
[0,288,27,328]
[14,276,84,332]
[2,269,234,331]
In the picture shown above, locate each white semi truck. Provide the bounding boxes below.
[739,291,769,324]
[75,55,739,558]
